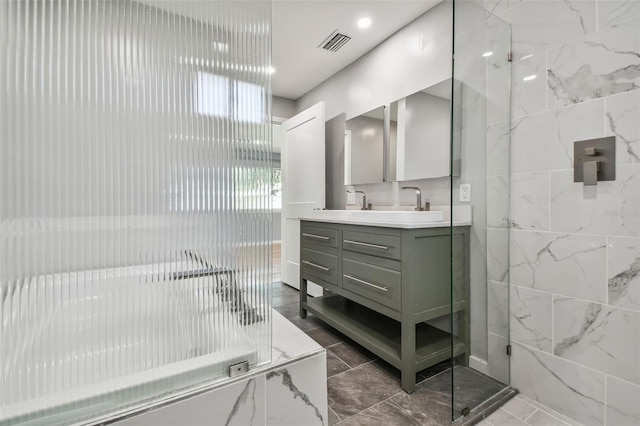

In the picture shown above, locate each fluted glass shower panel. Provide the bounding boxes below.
[0,1,272,424]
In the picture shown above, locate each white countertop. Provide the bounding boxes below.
[299,205,472,229]
[299,216,471,229]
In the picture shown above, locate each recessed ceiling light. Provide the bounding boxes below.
[523,74,537,82]
[357,17,372,29]
[269,66,275,74]
[482,51,493,57]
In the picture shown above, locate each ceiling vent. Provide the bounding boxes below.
[319,30,351,52]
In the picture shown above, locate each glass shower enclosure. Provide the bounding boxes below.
[450,0,513,420]
[0,1,272,425]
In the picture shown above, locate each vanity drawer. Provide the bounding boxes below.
[301,225,339,249]
[342,230,401,261]
[301,248,338,286]
[342,257,400,311]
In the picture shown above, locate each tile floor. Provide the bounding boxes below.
[481,394,584,426]
[271,282,519,426]
[272,281,583,426]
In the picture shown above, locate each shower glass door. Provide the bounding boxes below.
[450,0,513,420]
[0,1,272,425]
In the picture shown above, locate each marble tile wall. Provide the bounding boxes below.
[486,1,640,425]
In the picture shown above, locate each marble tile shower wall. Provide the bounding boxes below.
[485,1,640,425]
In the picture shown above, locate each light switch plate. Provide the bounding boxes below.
[347,192,356,205]
[460,184,471,203]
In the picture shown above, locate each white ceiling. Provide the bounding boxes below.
[145,0,441,100]
[272,1,441,99]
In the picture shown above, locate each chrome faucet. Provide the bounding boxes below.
[348,190,371,210]
[402,186,428,211]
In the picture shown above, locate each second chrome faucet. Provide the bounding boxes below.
[401,186,430,211]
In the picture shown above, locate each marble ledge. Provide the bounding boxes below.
[243,308,324,366]
[271,309,324,364]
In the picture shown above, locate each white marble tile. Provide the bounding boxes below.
[271,310,323,363]
[488,228,510,283]
[549,165,640,237]
[484,0,522,17]
[511,342,605,426]
[598,0,640,30]
[487,121,511,177]
[605,376,640,426]
[517,394,585,426]
[500,395,537,421]
[117,376,267,426]
[500,0,596,58]
[605,89,640,164]
[607,236,640,312]
[486,409,529,426]
[510,230,607,302]
[512,52,547,118]
[485,12,512,72]
[488,280,509,337]
[488,332,510,384]
[511,99,604,174]
[487,176,510,229]
[266,352,328,426]
[511,172,549,231]
[488,66,512,125]
[510,286,553,352]
[554,297,640,384]
[526,409,572,426]
[548,16,640,108]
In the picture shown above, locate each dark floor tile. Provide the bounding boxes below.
[458,388,517,426]
[369,358,422,386]
[305,327,343,348]
[417,359,453,383]
[328,407,341,426]
[272,292,300,307]
[287,314,325,332]
[273,303,300,319]
[327,342,376,368]
[420,366,507,417]
[338,401,422,426]
[389,378,453,426]
[328,362,403,420]
[327,350,351,378]
[271,282,298,297]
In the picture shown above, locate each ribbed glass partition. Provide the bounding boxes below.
[0,1,272,424]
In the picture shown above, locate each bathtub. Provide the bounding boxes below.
[0,261,266,425]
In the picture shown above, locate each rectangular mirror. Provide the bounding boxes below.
[391,79,461,181]
[344,106,387,185]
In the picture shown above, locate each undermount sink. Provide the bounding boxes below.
[309,209,445,224]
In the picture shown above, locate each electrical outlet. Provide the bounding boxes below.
[459,183,471,203]
[347,192,356,205]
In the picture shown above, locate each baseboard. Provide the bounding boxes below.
[469,356,488,374]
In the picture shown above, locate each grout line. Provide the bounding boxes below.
[326,359,377,380]
[603,375,608,426]
[523,407,538,422]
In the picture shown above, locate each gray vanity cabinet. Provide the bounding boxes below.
[299,220,470,393]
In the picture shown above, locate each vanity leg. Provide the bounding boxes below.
[300,277,308,318]
[401,320,416,393]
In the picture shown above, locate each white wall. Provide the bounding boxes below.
[273,96,297,119]
[297,1,452,121]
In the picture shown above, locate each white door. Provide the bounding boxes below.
[281,102,325,296]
